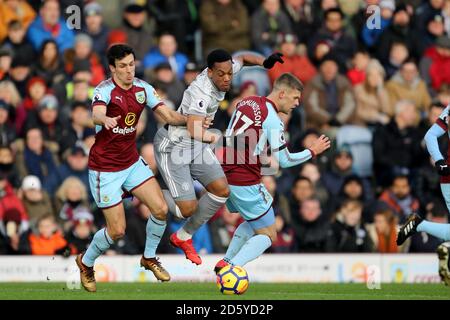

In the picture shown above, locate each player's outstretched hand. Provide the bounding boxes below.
[309,135,331,157]
[263,52,284,69]
[105,115,121,130]
[435,159,450,176]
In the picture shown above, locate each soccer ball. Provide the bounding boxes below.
[216,265,249,295]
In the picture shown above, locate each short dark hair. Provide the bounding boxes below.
[107,44,135,67]
[324,7,344,20]
[273,73,304,92]
[206,49,232,69]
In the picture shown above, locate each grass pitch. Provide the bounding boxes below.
[0,282,449,300]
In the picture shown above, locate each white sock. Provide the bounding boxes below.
[177,227,192,241]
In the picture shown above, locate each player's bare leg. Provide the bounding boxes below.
[76,203,125,292]
[171,178,229,265]
[132,178,171,281]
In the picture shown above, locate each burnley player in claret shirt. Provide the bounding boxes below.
[75,44,186,292]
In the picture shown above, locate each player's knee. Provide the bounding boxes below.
[152,203,168,220]
[179,203,198,218]
[214,186,230,199]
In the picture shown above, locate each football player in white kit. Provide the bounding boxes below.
[153,49,283,265]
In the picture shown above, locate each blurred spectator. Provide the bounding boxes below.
[420,36,450,95]
[143,33,188,80]
[311,0,339,28]
[0,80,22,119]
[416,155,443,210]
[298,162,329,207]
[325,199,374,252]
[59,101,94,155]
[384,41,410,79]
[18,175,54,228]
[0,207,29,254]
[200,0,251,55]
[0,99,16,146]
[65,208,95,254]
[33,39,65,88]
[44,145,89,197]
[291,197,329,252]
[24,94,63,143]
[0,0,36,43]
[366,208,406,253]
[8,54,32,97]
[0,146,20,188]
[81,2,110,60]
[150,63,185,107]
[26,0,75,53]
[346,50,371,86]
[352,59,393,126]
[378,175,420,223]
[121,3,154,64]
[417,13,446,57]
[54,176,90,232]
[281,0,316,45]
[361,0,394,50]
[408,200,447,252]
[372,100,425,187]
[3,20,36,61]
[287,176,315,216]
[27,214,71,255]
[308,7,357,73]
[322,146,355,197]
[414,0,446,36]
[0,172,28,224]
[15,127,59,182]
[147,0,199,54]
[303,54,356,130]
[209,206,244,253]
[251,0,292,55]
[15,77,47,135]
[329,174,376,222]
[64,33,105,86]
[0,48,12,81]
[268,33,317,85]
[183,62,201,87]
[375,4,420,64]
[386,59,432,115]
[436,83,450,105]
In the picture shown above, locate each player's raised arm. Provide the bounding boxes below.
[234,52,284,69]
[154,105,187,126]
[264,73,331,168]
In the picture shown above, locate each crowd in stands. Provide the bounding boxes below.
[1,0,449,256]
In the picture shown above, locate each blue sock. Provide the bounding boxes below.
[417,221,450,241]
[82,228,113,267]
[224,222,254,263]
[229,234,272,267]
[144,215,167,258]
